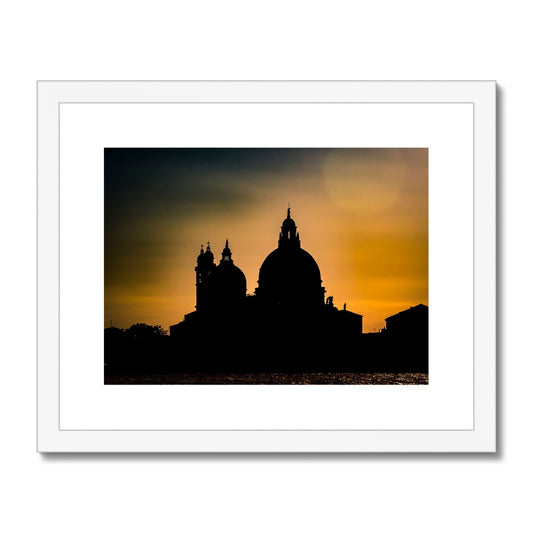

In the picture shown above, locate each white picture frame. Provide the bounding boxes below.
[37,80,496,453]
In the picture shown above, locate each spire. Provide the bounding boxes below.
[221,239,233,262]
[279,207,300,248]
[201,240,214,262]
[197,243,206,262]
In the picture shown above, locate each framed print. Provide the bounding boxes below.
[37,80,496,452]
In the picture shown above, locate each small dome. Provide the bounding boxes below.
[203,242,214,261]
[281,207,297,233]
[211,261,246,288]
[281,216,296,232]
[204,240,247,306]
[208,261,247,304]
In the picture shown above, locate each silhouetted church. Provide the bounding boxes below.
[169,209,367,372]
[171,209,363,331]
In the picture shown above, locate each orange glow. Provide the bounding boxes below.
[105,148,427,333]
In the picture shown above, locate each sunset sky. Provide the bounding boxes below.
[104,148,427,333]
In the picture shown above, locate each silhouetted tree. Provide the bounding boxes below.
[104,326,124,338]
[125,323,167,339]
[104,323,171,375]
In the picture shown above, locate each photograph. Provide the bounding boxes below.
[104,147,429,385]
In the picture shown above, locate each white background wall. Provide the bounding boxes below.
[0,1,529,531]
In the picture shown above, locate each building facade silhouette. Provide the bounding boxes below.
[171,208,362,336]
[168,209,368,371]
[385,304,428,336]
[165,208,427,373]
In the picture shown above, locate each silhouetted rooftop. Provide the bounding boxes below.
[385,303,428,321]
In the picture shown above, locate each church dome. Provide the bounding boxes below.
[207,240,246,306]
[255,209,325,308]
[196,242,214,264]
[258,247,322,299]
[210,261,246,294]
[281,215,297,234]
[197,245,205,262]
[203,242,214,262]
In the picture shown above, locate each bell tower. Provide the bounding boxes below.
[195,242,215,311]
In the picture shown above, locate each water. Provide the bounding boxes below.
[105,372,428,385]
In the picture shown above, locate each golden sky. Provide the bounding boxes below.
[104,148,427,333]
